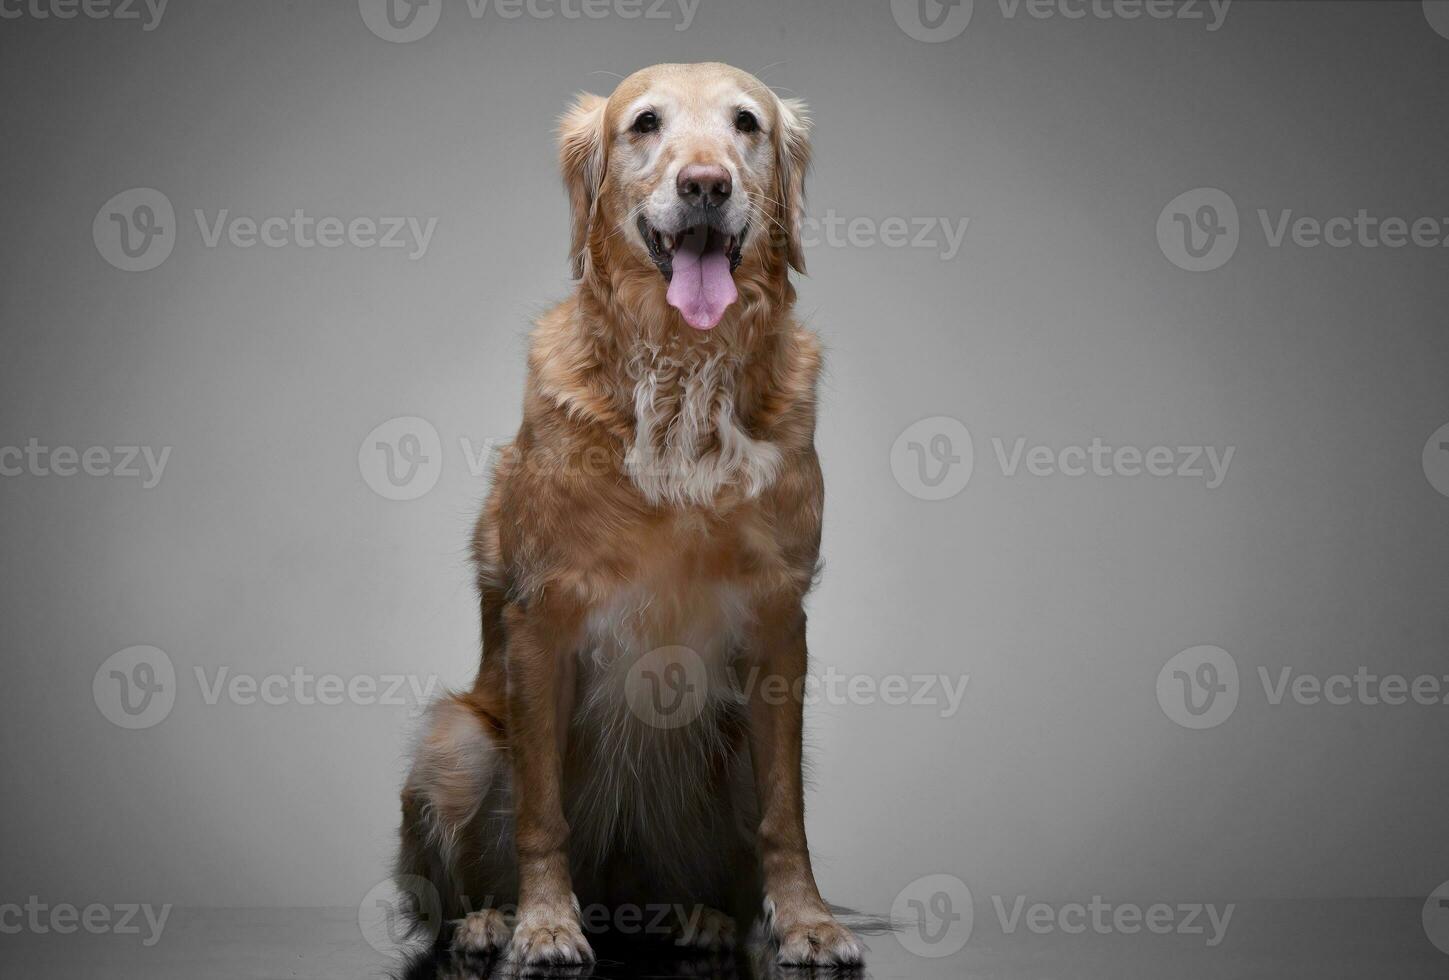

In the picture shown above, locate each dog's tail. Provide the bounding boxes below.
[390,940,452,980]
[829,902,899,936]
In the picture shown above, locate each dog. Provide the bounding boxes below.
[396,62,862,970]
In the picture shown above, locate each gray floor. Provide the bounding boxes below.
[1,900,1443,979]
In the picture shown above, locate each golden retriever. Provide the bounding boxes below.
[396,61,862,969]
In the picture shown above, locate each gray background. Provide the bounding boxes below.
[2,0,1447,924]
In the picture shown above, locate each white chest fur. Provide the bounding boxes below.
[623,344,782,508]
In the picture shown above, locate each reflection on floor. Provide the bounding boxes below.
[0,900,1443,979]
[398,936,816,980]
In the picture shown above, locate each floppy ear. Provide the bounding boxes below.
[772,96,812,274]
[558,92,608,279]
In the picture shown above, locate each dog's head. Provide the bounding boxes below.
[558,63,811,331]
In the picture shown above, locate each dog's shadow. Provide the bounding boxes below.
[395,937,869,980]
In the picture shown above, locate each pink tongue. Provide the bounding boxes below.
[666,226,736,330]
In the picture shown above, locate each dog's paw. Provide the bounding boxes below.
[766,901,863,968]
[451,909,510,957]
[672,906,736,953]
[509,904,594,968]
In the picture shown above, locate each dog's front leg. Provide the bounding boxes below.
[745,599,863,968]
[503,601,593,967]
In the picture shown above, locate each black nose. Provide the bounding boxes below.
[676,164,732,208]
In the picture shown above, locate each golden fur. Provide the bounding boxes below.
[397,62,861,969]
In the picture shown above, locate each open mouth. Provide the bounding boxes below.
[638,216,747,331]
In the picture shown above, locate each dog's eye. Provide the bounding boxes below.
[631,111,660,135]
[734,109,759,134]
